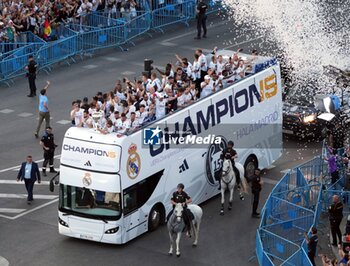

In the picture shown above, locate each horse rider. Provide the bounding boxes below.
[169,183,193,237]
[220,141,241,187]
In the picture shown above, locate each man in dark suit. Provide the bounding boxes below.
[17,155,41,204]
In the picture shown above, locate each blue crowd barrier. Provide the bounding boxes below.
[151,0,196,32]
[0,0,223,85]
[256,152,350,265]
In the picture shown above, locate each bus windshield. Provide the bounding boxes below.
[59,184,121,220]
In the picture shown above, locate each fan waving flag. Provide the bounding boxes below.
[43,19,51,39]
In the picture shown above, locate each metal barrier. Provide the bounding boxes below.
[257,153,350,265]
[151,0,196,32]
[0,0,222,86]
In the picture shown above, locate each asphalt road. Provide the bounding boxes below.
[0,15,323,266]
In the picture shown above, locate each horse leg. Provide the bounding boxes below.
[193,221,200,247]
[220,186,225,215]
[168,231,173,255]
[176,232,182,257]
[228,186,233,210]
[239,188,245,201]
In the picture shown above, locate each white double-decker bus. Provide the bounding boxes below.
[58,54,282,244]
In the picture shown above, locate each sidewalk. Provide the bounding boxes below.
[316,212,349,264]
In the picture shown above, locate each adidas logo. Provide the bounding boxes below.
[179,159,189,173]
[84,161,92,167]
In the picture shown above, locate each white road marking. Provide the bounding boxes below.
[0,109,14,114]
[0,154,61,174]
[103,56,122,62]
[223,36,264,49]
[0,180,50,185]
[83,64,98,69]
[121,71,136,76]
[0,198,59,220]
[0,194,58,200]
[160,42,177,47]
[0,208,26,214]
[56,120,72,125]
[17,112,34,117]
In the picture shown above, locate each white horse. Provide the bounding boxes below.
[220,158,248,215]
[167,203,203,257]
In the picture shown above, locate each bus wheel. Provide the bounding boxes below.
[244,156,258,180]
[148,204,164,231]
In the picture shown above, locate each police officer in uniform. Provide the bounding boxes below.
[40,127,58,176]
[329,194,344,246]
[194,0,208,39]
[25,55,38,97]
[249,168,263,218]
[220,141,241,187]
[169,183,193,236]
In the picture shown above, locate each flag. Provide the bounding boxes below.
[43,19,51,39]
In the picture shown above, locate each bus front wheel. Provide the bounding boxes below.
[148,204,165,231]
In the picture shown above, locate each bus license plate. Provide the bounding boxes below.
[80,234,93,240]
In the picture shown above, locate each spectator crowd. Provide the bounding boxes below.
[69,47,258,135]
[0,0,141,47]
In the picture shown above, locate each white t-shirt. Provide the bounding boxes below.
[81,117,93,128]
[150,78,162,92]
[183,92,193,104]
[236,66,245,80]
[155,98,167,120]
[200,84,214,98]
[92,116,107,129]
[126,105,136,119]
[130,119,140,129]
[73,108,84,126]
[192,61,201,80]
[177,94,186,107]
[208,61,217,72]
[136,110,149,124]
[115,118,131,134]
[77,2,92,15]
[216,61,225,75]
[198,54,208,71]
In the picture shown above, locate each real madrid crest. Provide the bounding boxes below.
[127,143,141,179]
[82,173,92,187]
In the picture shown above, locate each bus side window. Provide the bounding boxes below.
[124,188,137,215]
[123,170,163,216]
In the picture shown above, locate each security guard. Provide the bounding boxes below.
[195,0,208,39]
[40,127,58,176]
[250,168,263,218]
[220,141,241,186]
[25,55,38,97]
[169,183,193,236]
[329,195,344,246]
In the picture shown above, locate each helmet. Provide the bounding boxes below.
[177,183,184,190]
[228,141,234,146]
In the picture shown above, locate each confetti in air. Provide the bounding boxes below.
[223,0,350,89]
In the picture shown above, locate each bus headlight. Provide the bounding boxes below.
[105,227,119,234]
[59,217,69,227]
[303,114,317,123]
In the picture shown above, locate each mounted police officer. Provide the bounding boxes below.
[169,183,193,237]
[40,127,58,176]
[220,141,241,187]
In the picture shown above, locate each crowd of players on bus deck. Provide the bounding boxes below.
[69,47,259,134]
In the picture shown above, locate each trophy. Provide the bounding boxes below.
[91,111,103,131]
